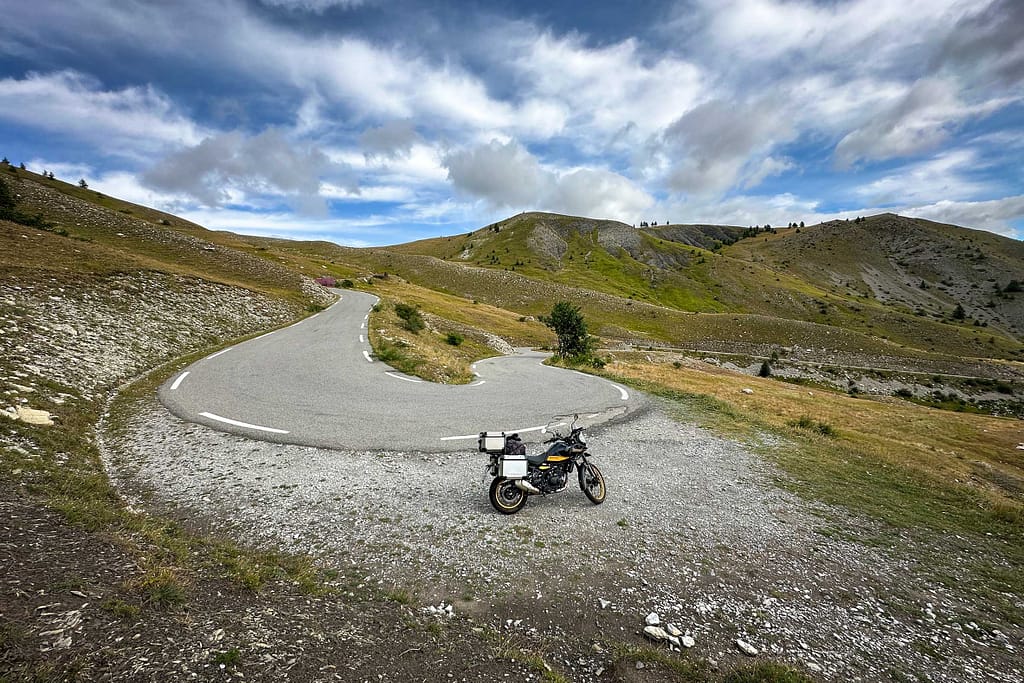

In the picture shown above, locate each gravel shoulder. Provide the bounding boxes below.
[106,394,1023,682]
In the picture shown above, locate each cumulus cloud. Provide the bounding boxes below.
[443,139,546,208]
[143,129,345,213]
[507,32,703,140]
[661,98,791,195]
[904,195,1024,236]
[443,139,652,221]
[934,0,1024,88]
[359,120,420,160]
[259,0,369,12]
[0,70,203,155]
[834,78,970,168]
[854,149,990,205]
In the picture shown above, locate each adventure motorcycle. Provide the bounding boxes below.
[479,414,606,514]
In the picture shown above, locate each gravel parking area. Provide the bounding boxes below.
[107,397,1022,682]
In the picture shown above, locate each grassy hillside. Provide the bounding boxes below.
[378,210,1024,363]
[2,167,306,302]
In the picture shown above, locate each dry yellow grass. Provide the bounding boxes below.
[605,354,1024,511]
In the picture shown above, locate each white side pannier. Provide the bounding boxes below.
[478,432,507,454]
[499,453,528,478]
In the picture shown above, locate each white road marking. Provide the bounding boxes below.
[440,423,561,441]
[199,411,289,434]
[310,313,320,319]
[385,371,423,383]
[170,371,189,390]
[609,382,629,400]
[361,322,366,329]
[207,348,230,359]
[468,380,485,387]
[359,334,364,343]
[363,350,373,363]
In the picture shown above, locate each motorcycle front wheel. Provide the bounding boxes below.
[578,462,606,504]
[489,477,527,514]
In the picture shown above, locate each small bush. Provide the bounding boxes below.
[758,361,772,377]
[446,332,464,346]
[394,303,425,333]
[724,662,815,683]
[893,388,913,398]
[340,279,354,288]
[789,415,837,437]
[213,649,242,668]
[130,567,188,608]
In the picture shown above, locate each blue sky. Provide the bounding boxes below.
[1,0,1022,245]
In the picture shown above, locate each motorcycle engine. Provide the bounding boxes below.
[536,467,567,493]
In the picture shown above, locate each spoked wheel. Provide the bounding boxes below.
[578,462,606,504]
[489,477,527,514]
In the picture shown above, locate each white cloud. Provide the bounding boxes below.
[854,149,990,205]
[0,70,203,156]
[508,32,703,140]
[903,195,1024,237]
[443,139,653,221]
[833,77,1010,168]
[444,139,546,208]
[661,98,792,195]
[142,129,344,212]
[259,0,369,12]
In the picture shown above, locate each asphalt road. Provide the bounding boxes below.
[158,290,643,451]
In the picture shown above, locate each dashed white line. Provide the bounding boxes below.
[361,322,366,329]
[363,350,373,363]
[207,348,230,359]
[199,412,289,434]
[170,371,189,390]
[385,371,423,383]
[468,380,486,387]
[359,334,364,343]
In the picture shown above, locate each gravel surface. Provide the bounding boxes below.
[109,397,1023,682]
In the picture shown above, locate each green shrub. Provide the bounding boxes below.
[394,302,425,333]
[789,415,837,437]
[446,332,464,346]
[340,279,354,288]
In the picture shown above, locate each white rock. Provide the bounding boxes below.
[736,639,759,656]
[15,406,54,425]
[645,611,661,626]
[741,388,754,395]
[681,636,696,648]
[665,623,683,637]
[643,625,669,642]
[599,599,611,609]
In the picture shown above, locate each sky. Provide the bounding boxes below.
[1,0,1022,246]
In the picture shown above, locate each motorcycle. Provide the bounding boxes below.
[479,414,606,514]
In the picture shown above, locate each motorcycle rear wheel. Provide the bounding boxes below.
[578,462,606,504]
[489,477,527,514]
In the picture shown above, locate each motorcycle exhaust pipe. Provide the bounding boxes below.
[514,479,541,494]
